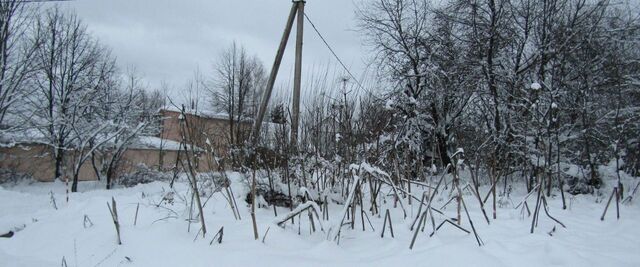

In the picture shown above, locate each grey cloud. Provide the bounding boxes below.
[57,0,365,100]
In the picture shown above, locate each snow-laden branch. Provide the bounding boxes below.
[327,175,360,241]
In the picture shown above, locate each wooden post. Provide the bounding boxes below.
[290,0,305,148]
[250,3,298,144]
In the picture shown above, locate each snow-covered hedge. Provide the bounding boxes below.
[117,164,171,188]
[0,169,33,185]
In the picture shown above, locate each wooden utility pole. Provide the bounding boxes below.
[248,0,306,241]
[250,1,301,145]
[290,0,305,150]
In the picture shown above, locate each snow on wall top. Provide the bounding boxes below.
[131,136,200,151]
[160,106,241,121]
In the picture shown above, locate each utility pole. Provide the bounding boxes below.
[248,0,306,241]
[290,0,305,151]
[251,0,306,147]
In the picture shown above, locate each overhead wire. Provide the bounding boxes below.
[303,11,369,94]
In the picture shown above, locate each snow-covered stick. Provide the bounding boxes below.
[322,196,329,220]
[228,186,241,220]
[309,209,317,232]
[409,211,427,249]
[376,174,407,218]
[541,195,566,228]
[262,227,271,243]
[402,178,436,189]
[409,166,451,249]
[275,201,324,232]
[107,197,122,245]
[460,196,484,246]
[187,192,195,233]
[65,176,69,203]
[515,183,541,209]
[202,137,241,221]
[432,219,470,235]
[601,187,620,221]
[49,191,57,210]
[520,201,532,218]
[209,227,224,245]
[134,203,139,226]
[83,215,94,228]
[468,158,490,224]
[250,166,259,240]
[410,191,427,231]
[622,181,640,205]
[178,105,207,238]
[360,192,375,231]
[389,160,408,218]
[224,187,240,220]
[530,177,543,234]
[327,175,360,241]
[381,209,394,238]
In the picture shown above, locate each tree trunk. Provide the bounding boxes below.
[435,132,451,169]
[54,146,65,181]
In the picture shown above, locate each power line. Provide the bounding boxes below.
[303,11,367,94]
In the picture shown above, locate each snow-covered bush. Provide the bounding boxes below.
[117,164,171,188]
[0,169,34,185]
[242,170,292,208]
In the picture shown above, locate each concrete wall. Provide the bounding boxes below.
[0,110,243,182]
[0,144,216,182]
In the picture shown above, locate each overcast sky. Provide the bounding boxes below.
[57,0,368,101]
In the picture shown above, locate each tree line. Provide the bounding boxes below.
[351,0,639,196]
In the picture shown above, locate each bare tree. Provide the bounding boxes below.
[0,0,39,126]
[26,7,114,184]
[209,42,265,152]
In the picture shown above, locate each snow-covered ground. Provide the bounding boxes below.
[1,174,639,267]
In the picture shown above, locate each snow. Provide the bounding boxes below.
[0,129,46,147]
[132,136,203,151]
[531,82,541,90]
[385,99,394,110]
[1,173,640,266]
[161,105,234,121]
